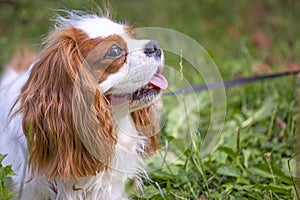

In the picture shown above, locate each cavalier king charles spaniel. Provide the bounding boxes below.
[0,12,167,200]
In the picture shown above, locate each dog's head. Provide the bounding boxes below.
[15,13,167,180]
[74,16,167,112]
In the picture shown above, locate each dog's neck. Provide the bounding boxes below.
[43,115,146,200]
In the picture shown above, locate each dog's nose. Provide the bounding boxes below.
[144,40,162,58]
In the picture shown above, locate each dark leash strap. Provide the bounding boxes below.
[164,69,300,96]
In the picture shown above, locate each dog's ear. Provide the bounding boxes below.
[131,106,160,153]
[15,27,117,180]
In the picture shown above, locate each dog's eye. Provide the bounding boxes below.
[105,45,124,59]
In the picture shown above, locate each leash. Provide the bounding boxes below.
[164,69,300,96]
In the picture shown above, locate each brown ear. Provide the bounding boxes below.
[131,106,160,153]
[15,28,117,180]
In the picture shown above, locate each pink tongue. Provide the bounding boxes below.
[150,74,168,90]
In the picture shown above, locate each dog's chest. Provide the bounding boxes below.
[47,115,146,200]
[113,115,145,175]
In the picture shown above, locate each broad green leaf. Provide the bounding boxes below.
[0,154,15,200]
[217,166,240,177]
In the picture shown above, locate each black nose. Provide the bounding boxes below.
[144,40,162,58]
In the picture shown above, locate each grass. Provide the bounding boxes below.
[0,0,299,199]
[139,78,297,199]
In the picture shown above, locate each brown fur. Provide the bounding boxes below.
[84,34,128,83]
[14,27,118,180]
[131,106,160,153]
[12,25,159,181]
[124,25,136,39]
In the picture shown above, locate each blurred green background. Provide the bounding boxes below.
[0,0,299,76]
[1,1,300,199]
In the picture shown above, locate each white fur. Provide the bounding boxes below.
[0,14,163,200]
[75,17,163,95]
[0,67,21,90]
[76,17,125,38]
[0,91,145,199]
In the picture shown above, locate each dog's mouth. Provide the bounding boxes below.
[105,73,168,106]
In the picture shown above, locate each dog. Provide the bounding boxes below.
[0,11,167,200]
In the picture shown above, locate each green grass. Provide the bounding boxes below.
[0,0,299,199]
[137,77,297,199]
